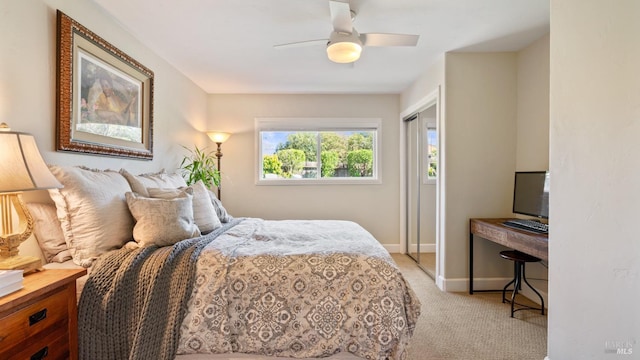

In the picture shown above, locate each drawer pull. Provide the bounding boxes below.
[30,346,48,360]
[29,308,48,326]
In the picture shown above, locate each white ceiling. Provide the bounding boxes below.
[91,0,549,94]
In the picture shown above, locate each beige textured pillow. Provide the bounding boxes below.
[207,190,233,223]
[48,166,134,267]
[126,190,201,247]
[26,203,71,263]
[120,169,187,197]
[148,180,222,233]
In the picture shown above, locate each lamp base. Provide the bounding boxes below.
[0,255,41,273]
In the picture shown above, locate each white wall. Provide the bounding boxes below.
[207,94,402,247]
[548,0,640,358]
[0,0,209,175]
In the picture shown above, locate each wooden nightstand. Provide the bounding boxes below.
[0,268,87,360]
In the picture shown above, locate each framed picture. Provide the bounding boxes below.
[56,10,154,160]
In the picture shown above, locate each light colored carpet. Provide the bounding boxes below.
[179,254,547,360]
[394,254,547,360]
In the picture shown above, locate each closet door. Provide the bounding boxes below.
[406,108,437,277]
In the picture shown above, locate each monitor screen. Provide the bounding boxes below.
[513,171,549,219]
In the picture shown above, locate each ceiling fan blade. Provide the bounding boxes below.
[274,39,328,49]
[360,33,420,47]
[329,1,353,33]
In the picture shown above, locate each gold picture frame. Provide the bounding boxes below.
[56,10,154,160]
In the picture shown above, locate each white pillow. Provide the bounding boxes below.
[120,168,187,197]
[125,190,201,247]
[48,166,134,267]
[26,202,71,263]
[148,180,222,233]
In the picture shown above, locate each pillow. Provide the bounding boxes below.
[207,190,233,223]
[48,166,134,267]
[120,168,187,197]
[125,190,201,247]
[26,203,71,263]
[148,180,222,233]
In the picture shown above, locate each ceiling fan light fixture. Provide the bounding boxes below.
[327,41,362,63]
[327,30,362,63]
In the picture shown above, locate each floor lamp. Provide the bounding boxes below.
[206,131,231,200]
[0,123,63,272]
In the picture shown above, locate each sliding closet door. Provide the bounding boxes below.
[405,106,438,277]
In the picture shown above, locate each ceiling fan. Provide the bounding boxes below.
[274,1,420,64]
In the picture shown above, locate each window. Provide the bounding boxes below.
[257,118,381,184]
[424,122,438,183]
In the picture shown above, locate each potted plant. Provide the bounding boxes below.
[179,145,220,189]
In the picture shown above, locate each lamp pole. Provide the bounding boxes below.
[206,131,231,201]
[215,141,223,201]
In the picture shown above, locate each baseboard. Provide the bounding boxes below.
[406,243,436,253]
[441,276,548,307]
[384,244,402,253]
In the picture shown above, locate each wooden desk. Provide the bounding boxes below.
[469,218,548,294]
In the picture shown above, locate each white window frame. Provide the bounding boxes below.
[256,117,382,185]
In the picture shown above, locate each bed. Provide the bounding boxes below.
[26,166,420,360]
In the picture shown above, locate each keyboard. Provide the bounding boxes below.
[503,219,548,234]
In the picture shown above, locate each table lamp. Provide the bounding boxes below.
[206,131,231,200]
[0,123,62,272]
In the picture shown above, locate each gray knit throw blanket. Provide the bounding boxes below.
[78,219,242,360]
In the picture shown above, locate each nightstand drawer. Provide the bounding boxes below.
[4,325,69,360]
[0,288,69,354]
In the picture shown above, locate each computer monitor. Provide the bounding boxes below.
[512,171,549,219]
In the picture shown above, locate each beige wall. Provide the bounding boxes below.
[3,1,208,256]
[549,0,639,358]
[515,34,550,298]
[1,0,209,175]
[206,94,402,247]
[401,55,445,111]
[517,34,550,171]
[400,38,550,293]
[444,52,518,283]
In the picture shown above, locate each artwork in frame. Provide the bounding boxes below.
[56,10,154,160]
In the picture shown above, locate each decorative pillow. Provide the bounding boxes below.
[148,180,222,233]
[120,168,187,197]
[207,190,233,223]
[125,190,201,247]
[48,166,134,267]
[26,202,71,263]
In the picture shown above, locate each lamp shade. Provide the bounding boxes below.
[207,131,231,144]
[0,130,62,192]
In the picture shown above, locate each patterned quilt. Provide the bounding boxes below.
[177,218,421,359]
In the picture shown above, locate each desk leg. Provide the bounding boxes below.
[469,232,474,294]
